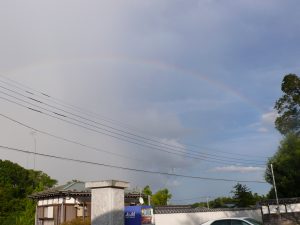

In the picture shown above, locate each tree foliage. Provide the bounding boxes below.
[191,197,234,209]
[142,186,172,206]
[0,160,57,225]
[231,183,259,207]
[61,218,91,225]
[152,188,172,206]
[142,185,152,205]
[275,74,300,135]
[209,197,236,208]
[265,133,300,198]
[267,74,300,198]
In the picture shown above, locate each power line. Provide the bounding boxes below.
[0,97,266,166]
[0,144,268,184]
[0,112,147,163]
[0,75,268,160]
[0,82,266,164]
[0,75,141,130]
[0,85,266,165]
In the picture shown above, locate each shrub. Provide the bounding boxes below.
[61,218,91,225]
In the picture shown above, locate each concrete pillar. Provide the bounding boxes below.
[85,180,129,225]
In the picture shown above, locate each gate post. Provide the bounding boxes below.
[86,180,129,225]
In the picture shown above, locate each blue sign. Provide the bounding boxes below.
[125,206,141,225]
[125,206,153,225]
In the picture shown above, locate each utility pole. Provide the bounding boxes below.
[30,131,37,170]
[271,164,280,216]
[206,197,210,209]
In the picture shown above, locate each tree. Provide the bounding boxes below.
[61,218,91,225]
[265,133,300,198]
[151,188,172,206]
[192,197,235,209]
[209,197,236,208]
[142,185,152,205]
[0,160,57,225]
[141,186,172,206]
[274,74,300,135]
[266,74,300,198]
[231,183,256,207]
[142,185,152,196]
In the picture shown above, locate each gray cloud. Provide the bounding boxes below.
[0,0,298,198]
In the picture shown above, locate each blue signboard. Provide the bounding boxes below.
[125,206,153,225]
[125,206,141,225]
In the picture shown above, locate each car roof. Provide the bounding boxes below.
[212,217,248,220]
[201,217,251,224]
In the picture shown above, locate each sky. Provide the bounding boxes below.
[0,0,300,204]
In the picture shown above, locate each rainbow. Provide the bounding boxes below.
[3,55,266,113]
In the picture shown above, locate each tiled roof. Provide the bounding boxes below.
[260,197,300,205]
[29,180,91,199]
[29,180,147,200]
[154,205,258,214]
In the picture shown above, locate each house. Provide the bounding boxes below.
[29,180,148,225]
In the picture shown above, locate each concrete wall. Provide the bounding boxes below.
[90,188,125,225]
[262,203,300,214]
[262,203,300,225]
[154,209,262,225]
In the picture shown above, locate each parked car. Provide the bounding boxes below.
[201,217,262,225]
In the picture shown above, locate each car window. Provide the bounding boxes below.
[244,218,263,225]
[231,219,249,225]
[211,219,231,225]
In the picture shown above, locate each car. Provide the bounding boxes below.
[201,217,263,225]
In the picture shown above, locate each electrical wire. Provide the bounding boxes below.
[0,107,264,166]
[0,112,147,162]
[0,144,268,184]
[0,82,267,164]
[0,84,267,165]
[0,75,268,160]
[0,95,266,166]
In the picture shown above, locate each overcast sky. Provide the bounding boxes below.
[1,0,299,203]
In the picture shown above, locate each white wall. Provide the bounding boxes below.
[154,209,262,225]
[262,203,300,214]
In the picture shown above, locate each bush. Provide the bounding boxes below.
[61,218,91,225]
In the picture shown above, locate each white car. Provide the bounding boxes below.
[201,217,263,225]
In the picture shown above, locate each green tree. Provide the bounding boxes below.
[265,133,300,198]
[266,74,300,198]
[191,197,234,209]
[209,197,236,208]
[231,183,256,207]
[274,74,300,135]
[142,185,152,205]
[142,185,152,196]
[191,202,207,208]
[0,160,57,225]
[61,218,91,225]
[151,188,172,206]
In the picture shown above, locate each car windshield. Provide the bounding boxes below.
[244,218,263,225]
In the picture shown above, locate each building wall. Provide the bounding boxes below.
[36,198,91,225]
[154,209,262,225]
[262,203,300,225]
